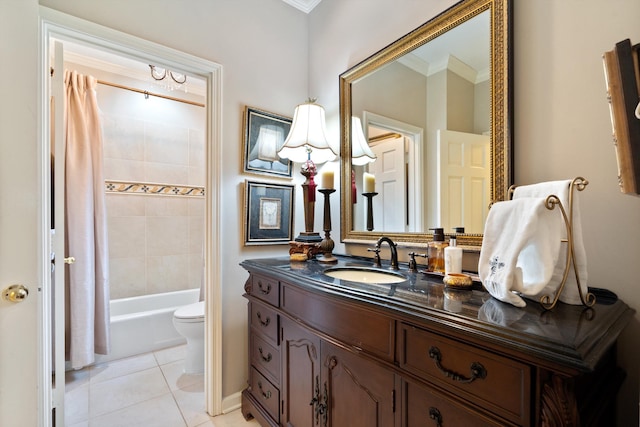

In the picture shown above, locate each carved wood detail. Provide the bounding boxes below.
[290,338,318,361]
[540,375,580,427]
[244,276,252,294]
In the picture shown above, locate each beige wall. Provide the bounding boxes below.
[64,62,208,300]
[10,0,637,422]
[446,71,475,133]
[513,3,640,420]
[311,0,640,424]
[101,86,206,300]
[474,78,490,134]
[352,61,428,131]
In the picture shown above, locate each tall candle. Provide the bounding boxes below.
[321,170,334,189]
[363,172,375,193]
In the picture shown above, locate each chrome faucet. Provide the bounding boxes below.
[374,236,399,270]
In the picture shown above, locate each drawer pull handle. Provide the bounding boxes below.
[256,311,271,327]
[428,346,487,384]
[429,407,443,427]
[258,346,272,362]
[257,381,272,400]
[257,280,272,295]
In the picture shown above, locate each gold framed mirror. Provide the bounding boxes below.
[340,0,512,248]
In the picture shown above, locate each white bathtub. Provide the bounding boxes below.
[93,288,200,365]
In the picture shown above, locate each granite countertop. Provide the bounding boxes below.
[241,254,634,372]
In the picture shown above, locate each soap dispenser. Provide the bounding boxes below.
[444,232,463,275]
[427,228,448,273]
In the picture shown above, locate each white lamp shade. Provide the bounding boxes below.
[351,116,376,165]
[255,124,283,162]
[277,101,337,164]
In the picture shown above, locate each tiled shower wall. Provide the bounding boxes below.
[102,112,205,300]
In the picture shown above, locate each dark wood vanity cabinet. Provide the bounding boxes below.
[398,322,531,424]
[244,274,281,426]
[281,318,396,427]
[241,258,633,427]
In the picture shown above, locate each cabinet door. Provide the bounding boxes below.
[322,341,396,427]
[282,317,321,427]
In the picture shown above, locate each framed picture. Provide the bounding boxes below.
[244,180,295,245]
[243,106,293,178]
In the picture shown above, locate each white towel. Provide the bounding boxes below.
[512,180,588,305]
[479,198,564,307]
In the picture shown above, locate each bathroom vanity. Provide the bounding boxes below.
[240,256,633,426]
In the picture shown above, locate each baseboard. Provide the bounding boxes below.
[221,391,242,414]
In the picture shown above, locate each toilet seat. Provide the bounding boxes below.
[174,301,205,322]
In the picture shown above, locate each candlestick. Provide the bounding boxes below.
[351,170,357,204]
[362,192,378,231]
[317,189,337,263]
[321,170,334,190]
[363,172,376,193]
[296,160,321,243]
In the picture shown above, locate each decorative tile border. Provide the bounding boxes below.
[105,180,205,197]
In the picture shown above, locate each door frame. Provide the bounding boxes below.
[368,136,406,232]
[38,7,224,421]
[362,111,424,232]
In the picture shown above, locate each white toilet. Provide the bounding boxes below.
[172,300,205,374]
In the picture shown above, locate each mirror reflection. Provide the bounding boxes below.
[340,0,512,246]
[352,10,489,234]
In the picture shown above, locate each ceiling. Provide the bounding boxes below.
[398,10,490,83]
[61,0,324,91]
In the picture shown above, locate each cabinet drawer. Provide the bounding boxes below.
[250,274,279,307]
[399,323,529,424]
[249,367,280,423]
[282,283,395,361]
[251,333,280,386]
[250,301,279,344]
[404,379,505,427]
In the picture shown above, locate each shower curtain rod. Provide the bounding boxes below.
[97,79,205,108]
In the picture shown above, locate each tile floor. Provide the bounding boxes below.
[65,344,260,427]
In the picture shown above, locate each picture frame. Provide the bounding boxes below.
[603,39,640,195]
[244,180,295,245]
[243,106,293,178]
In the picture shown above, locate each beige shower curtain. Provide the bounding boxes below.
[64,70,110,369]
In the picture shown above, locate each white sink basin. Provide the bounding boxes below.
[323,267,406,284]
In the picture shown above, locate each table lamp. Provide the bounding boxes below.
[351,116,376,205]
[351,116,376,166]
[278,99,337,243]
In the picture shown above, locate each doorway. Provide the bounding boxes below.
[362,111,425,232]
[40,8,223,425]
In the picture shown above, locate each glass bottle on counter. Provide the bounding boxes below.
[444,233,463,275]
[427,228,448,273]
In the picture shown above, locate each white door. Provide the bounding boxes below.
[0,1,49,426]
[370,135,406,232]
[0,158,44,425]
[437,129,490,234]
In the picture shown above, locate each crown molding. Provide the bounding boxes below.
[282,0,322,13]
